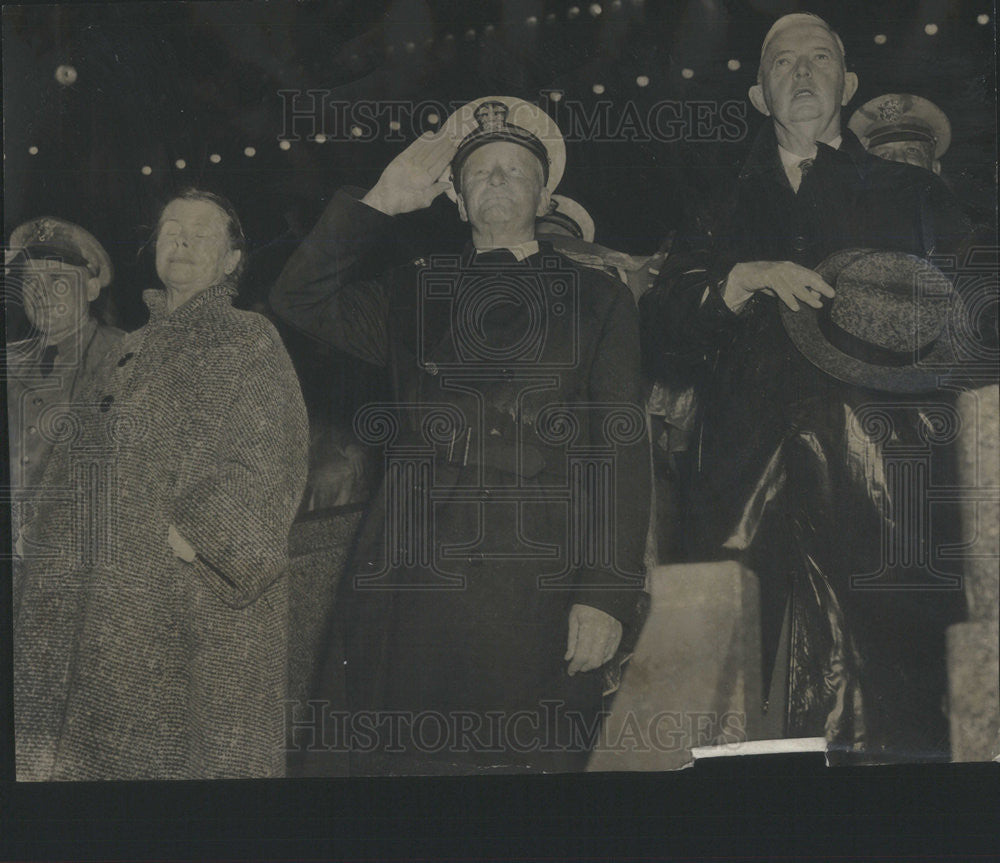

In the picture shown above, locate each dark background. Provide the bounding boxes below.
[4,0,997,326]
[2,3,999,859]
[5,0,995,428]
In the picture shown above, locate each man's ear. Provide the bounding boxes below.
[456,192,469,223]
[749,84,770,116]
[841,71,859,106]
[85,276,102,303]
[223,248,242,276]
[535,187,551,219]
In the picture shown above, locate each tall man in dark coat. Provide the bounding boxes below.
[271,97,649,774]
[640,13,971,758]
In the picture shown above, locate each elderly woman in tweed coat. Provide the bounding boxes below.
[13,189,309,780]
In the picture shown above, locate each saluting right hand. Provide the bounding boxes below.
[722,260,835,313]
[362,130,456,217]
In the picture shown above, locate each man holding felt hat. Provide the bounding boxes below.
[5,218,123,562]
[640,13,974,759]
[271,96,649,774]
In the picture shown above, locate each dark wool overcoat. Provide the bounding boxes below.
[640,125,972,755]
[13,284,309,780]
[272,190,650,773]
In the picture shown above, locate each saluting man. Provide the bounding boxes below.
[271,97,650,774]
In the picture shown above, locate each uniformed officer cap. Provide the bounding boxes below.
[536,195,596,243]
[6,217,114,287]
[848,94,951,159]
[440,96,566,197]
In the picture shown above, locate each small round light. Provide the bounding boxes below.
[546,12,557,21]
[611,0,622,7]
[314,133,327,144]
[209,153,222,164]
[175,159,187,169]
[924,23,938,35]
[28,145,39,155]
[977,13,990,25]
[526,15,538,26]
[727,58,741,71]
[54,64,77,85]
[279,140,292,151]
[636,75,650,87]
[404,41,415,53]
[681,67,694,79]
[568,6,580,20]
[464,28,476,40]
[427,112,440,124]
[389,120,402,131]
[873,33,888,45]
[350,125,362,137]
[589,3,603,15]
[244,146,256,157]
[548,91,564,103]
[592,83,606,95]
[140,165,152,176]
[484,23,495,35]
[444,32,455,41]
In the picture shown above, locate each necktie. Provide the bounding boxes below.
[39,344,58,377]
[798,157,815,185]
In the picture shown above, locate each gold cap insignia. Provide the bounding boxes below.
[877,97,902,123]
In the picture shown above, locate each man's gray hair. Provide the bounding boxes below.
[757,12,846,81]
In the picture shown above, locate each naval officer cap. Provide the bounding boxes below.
[536,195,596,243]
[6,217,114,288]
[439,96,566,199]
[848,93,952,159]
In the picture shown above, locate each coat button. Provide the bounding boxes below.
[425,361,439,376]
[117,352,135,367]
[99,395,114,412]
[27,425,37,435]
[792,235,809,252]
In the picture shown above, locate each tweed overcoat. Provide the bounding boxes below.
[271,190,650,773]
[13,283,309,780]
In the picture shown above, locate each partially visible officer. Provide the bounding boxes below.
[535,194,668,305]
[5,218,123,556]
[849,93,951,174]
[850,94,997,355]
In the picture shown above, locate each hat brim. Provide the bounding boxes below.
[779,249,964,393]
[543,194,596,243]
[439,96,566,203]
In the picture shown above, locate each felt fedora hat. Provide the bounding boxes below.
[779,249,967,393]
